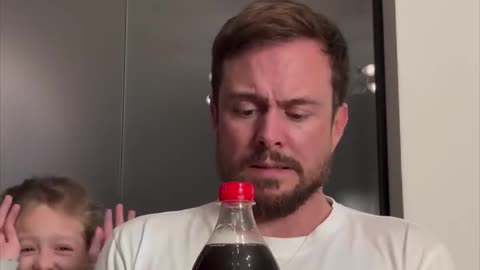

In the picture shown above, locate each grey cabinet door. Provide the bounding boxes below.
[0,0,127,207]
[122,1,380,215]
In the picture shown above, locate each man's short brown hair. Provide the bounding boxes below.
[211,0,349,111]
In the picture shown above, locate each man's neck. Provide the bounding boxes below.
[256,191,332,238]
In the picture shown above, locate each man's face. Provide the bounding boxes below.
[212,39,348,220]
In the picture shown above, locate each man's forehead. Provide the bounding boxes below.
[220,43,332,95]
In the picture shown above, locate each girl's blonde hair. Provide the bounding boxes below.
[2,176,102,248]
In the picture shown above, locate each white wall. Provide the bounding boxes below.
[384,0,480,269]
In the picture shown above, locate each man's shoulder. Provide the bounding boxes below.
[95,203,219,269]
[113,202,218,242]
[337,203,453,267]
[340,204,412,231]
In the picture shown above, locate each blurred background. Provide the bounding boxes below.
[1,0,385,215]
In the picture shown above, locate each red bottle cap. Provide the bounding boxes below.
[219,181,254,202]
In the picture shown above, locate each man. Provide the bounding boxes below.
[96,1,455,269]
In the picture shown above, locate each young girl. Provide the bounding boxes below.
[0,176,134,270]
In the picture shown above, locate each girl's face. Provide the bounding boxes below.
[15,204,90,270]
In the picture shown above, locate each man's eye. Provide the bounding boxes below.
[233,107,257,118]
[286,111,309,121]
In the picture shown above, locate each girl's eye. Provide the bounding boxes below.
[20,247,36,254]
[55,245,74,253]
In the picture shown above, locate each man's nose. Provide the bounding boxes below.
[255,111,284,149]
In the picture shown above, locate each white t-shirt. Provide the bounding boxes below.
[0,260,18,270]
[95,199,455,270]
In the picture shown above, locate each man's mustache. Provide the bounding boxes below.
[241,148,303,175]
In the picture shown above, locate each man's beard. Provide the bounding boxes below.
[216,145,332,221]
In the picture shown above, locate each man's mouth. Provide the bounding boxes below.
[249,163,292,170]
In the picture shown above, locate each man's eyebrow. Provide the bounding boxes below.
[279,98,322,107]
[224,92,324,108]
[224,92,268,104]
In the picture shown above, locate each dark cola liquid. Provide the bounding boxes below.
[192,243,279,270]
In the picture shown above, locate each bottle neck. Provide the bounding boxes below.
[218,201,256,229]
[206,201,265,245]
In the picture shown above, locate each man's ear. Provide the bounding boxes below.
[331,103,349,151]
[210,97,218,129]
